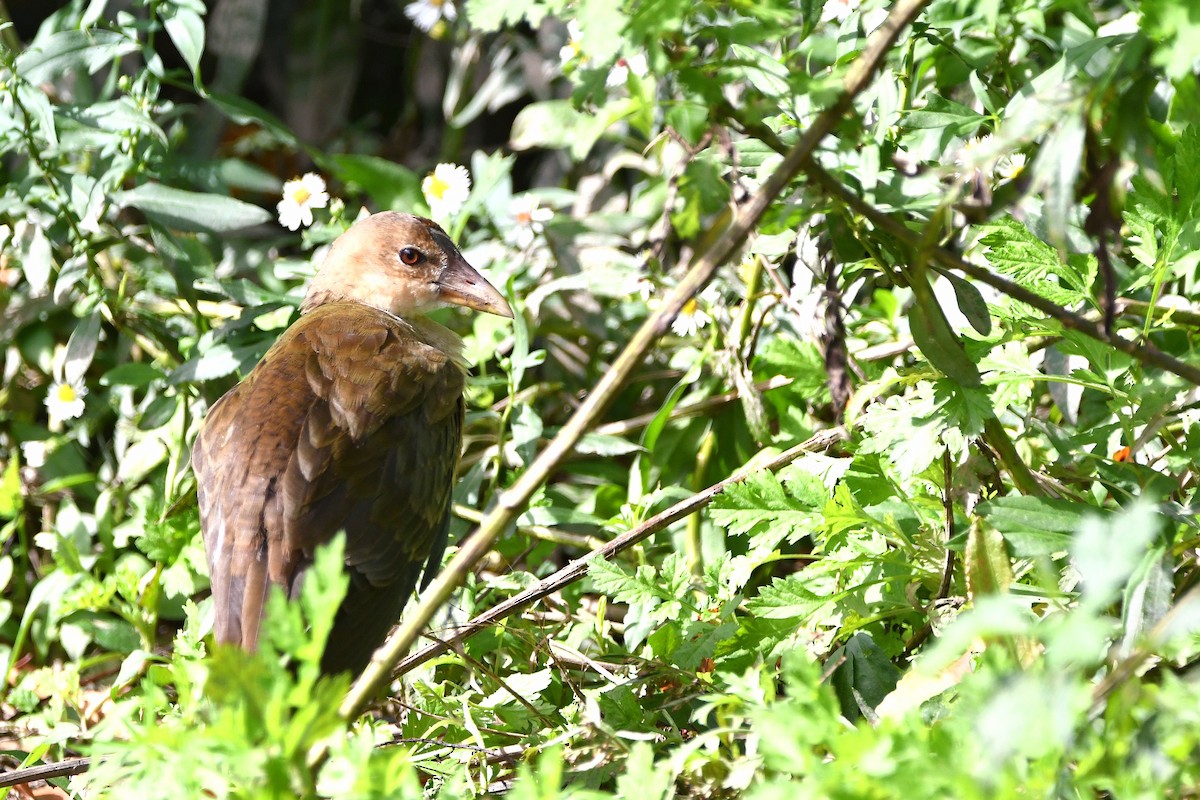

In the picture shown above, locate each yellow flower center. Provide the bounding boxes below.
[682,298,698,315]
[56,384,78,402]
[292,186,312,205]
[431,0,445,7]
[428,175,451,200]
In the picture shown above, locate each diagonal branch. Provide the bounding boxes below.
[800,161,1200,386]
[395,429,845,676]
[337,0,935,723]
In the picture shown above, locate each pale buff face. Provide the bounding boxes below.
[303,212,462,317]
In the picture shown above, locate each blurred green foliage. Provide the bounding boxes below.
[3,0,1200,797]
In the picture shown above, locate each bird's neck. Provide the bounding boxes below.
[303,298,468,369]
[405,316,467,369]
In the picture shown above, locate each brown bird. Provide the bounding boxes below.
[192,212,512,674]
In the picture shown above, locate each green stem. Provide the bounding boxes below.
[687,429,716,582]
[983,416,1045,497]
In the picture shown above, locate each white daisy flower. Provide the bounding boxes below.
[422,163,471,220]
[630,275,655,301]
[951,134,1000,185]
[821,0,859,23]
[276,173,329,231]
[45,379,87,426]
[996,152,1028,183]
[508,195,553,248]
[405,0,456,33]
[606,53,648,88]
[671,296,713,337]
[20,440,48,469]
[559,20,585,67]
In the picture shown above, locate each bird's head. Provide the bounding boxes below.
[302,212,513,319]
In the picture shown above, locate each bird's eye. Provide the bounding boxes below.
[399,247,423,266]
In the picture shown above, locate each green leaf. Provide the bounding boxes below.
[1029,112,1085,248]
[709,470,825,544]
[22,222,54,295]
[64,311,101,385]
[903,94,986,134]
[1119,543,1172,656]
[908,299,981,387]
[829,632,901,722]
[1072,500,1161,611]
[116,183,271,233]
[17,84,58,148]
[510,100,589,151]
[0,456,21,519]
[574,433,644,456]
[330,154,421,211]
[14,29,138,83]
[977,495,1092,557]
[745,575,828,620]
[465,0,548,31]
[101,364,165,388]
[941,271,992,336]
[170,343,256,383]
[979,217,1097,307]
[965,520,1013,598]
[162,6,206,84]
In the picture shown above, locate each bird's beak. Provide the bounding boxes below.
[436,254,514,318]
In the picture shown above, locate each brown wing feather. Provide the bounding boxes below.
[193,303,464,670]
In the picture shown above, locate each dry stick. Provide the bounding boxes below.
[395,430,845,677]
[801,160,1200,387]
[338,0,935,724]
[0,757,91,789]
[593,374,794,438]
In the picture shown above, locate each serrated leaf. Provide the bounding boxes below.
[979,217,1097,307]
[708,470,824,544]
[745,575,828,620]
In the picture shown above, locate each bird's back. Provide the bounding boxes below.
[192,302,466,674]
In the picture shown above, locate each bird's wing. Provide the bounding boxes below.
[193,303,464,658]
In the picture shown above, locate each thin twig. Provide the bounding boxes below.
[938,450,956,599]
[394,430,845,677]
[452,504,607,552]
[593,375,794,438]
[0,757,91,789]
[335,0,933,727]
[800,161,1200,387]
